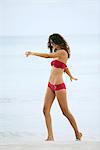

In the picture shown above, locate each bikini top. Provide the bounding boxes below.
[51,59,67,72]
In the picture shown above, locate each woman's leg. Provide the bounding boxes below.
[43,87,55,140]
[55,89,82,140]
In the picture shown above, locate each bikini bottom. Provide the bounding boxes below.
[48,82,66,92]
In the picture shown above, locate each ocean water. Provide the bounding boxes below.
[0,35,100,144]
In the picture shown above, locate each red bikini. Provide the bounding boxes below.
[51,59,67,72]
[48,60,67,92]
[48,82,66,93]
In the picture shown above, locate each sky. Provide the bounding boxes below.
[0,0,100,36]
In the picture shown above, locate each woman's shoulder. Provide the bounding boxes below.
[59,49,68,57]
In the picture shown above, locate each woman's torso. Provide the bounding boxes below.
[48,50,68,85]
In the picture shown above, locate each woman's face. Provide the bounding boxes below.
[50,39,58,49]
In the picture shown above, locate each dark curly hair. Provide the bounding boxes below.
[48,33,70,58]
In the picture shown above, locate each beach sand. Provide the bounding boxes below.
[0,141,100,150]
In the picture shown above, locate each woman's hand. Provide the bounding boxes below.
[25,51,33,57]
[70,76,78,82]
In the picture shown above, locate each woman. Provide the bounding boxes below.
[25,33,82,141]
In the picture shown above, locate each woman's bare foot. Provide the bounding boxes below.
[45,136,54,141]
[75,132,82,141]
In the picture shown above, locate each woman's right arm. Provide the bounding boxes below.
[25,50,63,58]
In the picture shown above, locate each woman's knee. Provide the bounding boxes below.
[62,109,70,117]
[43,106,50,116]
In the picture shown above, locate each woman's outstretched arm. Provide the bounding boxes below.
[25,50,64,58]
[64,67,78,81]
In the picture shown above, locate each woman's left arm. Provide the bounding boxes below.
[64,67,78,81]
[25,50,64,58]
